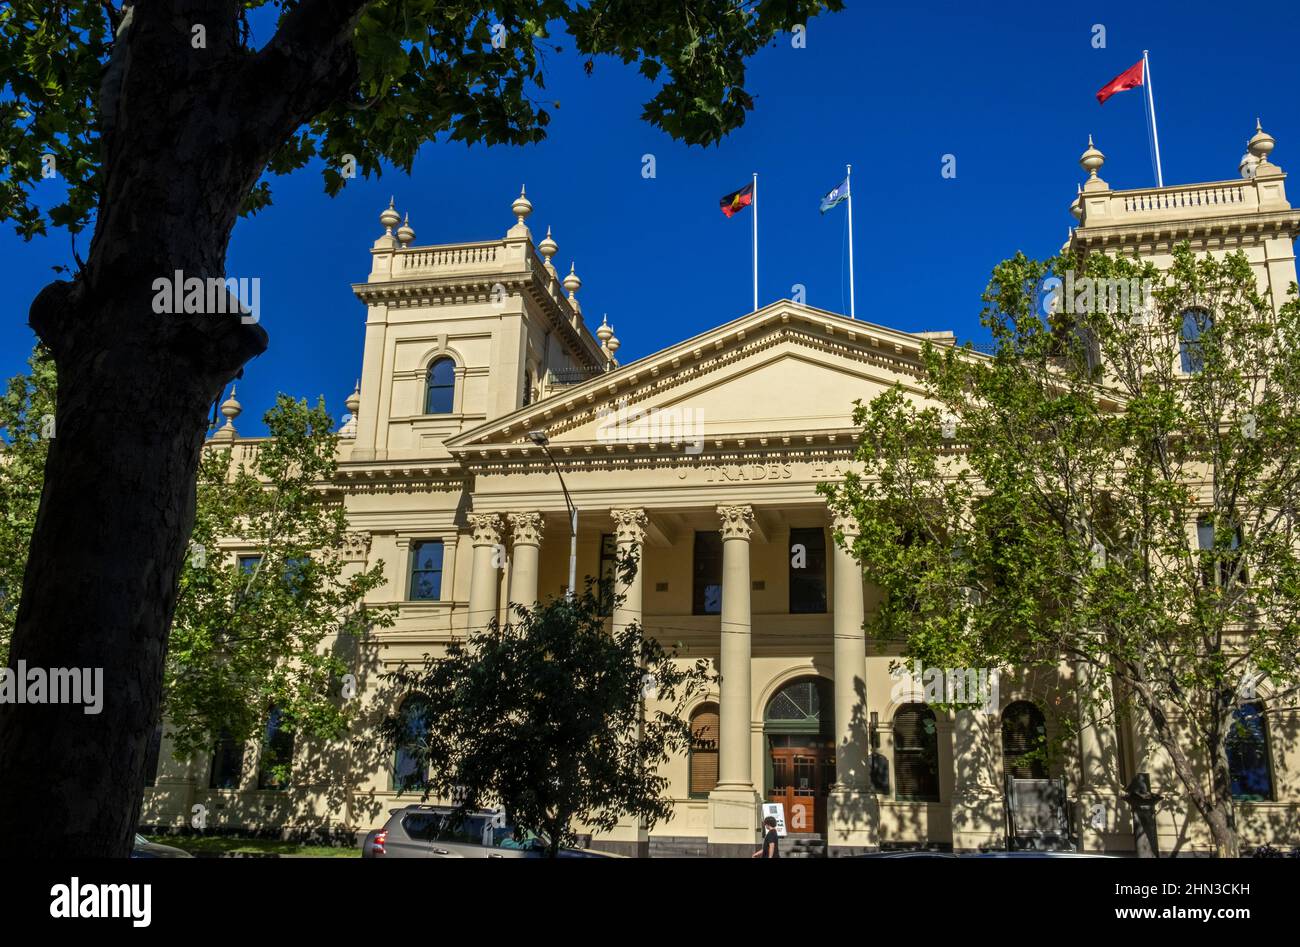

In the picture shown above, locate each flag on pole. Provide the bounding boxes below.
[719,182,755,218]
[1096,59,1144,104]
[819,177,849,214]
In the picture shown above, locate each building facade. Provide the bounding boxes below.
[142,126,1300,856]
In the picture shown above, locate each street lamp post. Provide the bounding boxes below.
[528,430,577,598]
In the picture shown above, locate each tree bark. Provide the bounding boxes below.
[0,1,365,857]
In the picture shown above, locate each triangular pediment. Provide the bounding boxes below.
[447,301,975,456]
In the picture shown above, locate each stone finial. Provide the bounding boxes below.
[538,226,558,275]
[1240,146,1259,179]
[563,261,582,314]
[213,385,242,440]
[340,381,360,437]
[605,332,620,358]
[596,314,614,344]
[1069,183,1083,220]
[396,212,415,246]
[512,185,533,224]
[1249,118,1276,160]
[1080,135,1105,178]
[379,197,400,234]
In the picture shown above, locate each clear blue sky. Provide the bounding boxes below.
[3,0,1296,435]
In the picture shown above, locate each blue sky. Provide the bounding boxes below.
[2,0,1296,435]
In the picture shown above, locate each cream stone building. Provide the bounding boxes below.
[142,125,1300,856]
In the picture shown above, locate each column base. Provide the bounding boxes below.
[1074,789,1134,853]
[826,789,880,850]
[951,785,1007,852]
[707,786,761,851]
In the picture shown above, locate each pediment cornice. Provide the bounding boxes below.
[446,301,976,455]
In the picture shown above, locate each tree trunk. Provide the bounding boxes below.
[0,2,364,857]
[0,274,264,858]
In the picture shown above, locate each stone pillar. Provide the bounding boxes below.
[601,509,650,856]
[708,504,759,855]
[1075,658,1130,852]
[507,512,544,610]
[950,708,1007,852]
[609,509,648,634]
[466,513,503,632]
[826,513,880,853]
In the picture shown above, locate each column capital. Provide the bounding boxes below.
[716,504,755,541]
[468,512,503,546]
[831,510,860,538]
[508,511,545,547]
[610,508,648,545]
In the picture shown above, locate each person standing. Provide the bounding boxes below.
[752,816,780,858]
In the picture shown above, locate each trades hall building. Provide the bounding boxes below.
[142,125,1300,856]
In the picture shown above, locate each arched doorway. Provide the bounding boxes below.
[764,677,835,835]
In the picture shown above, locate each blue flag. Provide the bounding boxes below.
[819,177,849,214]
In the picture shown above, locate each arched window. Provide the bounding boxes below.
[1001,700,1048,779]
[393,695,431,792]
[1179,308,1213,374]
[893,704,940,802]
[688,703,720,798]
[1227,702,1273,801]
[425,357,456,414]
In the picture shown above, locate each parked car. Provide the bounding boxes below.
[850,849,958,858]
[131,833,193,858]
[362,804,617,858]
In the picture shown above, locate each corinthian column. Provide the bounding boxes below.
[609,509,648,635]
[826,511,879,853]
[707,504,760,855]
[466,513,503,631]
[507,512,545,610]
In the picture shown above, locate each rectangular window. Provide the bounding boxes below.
[257,706,295,791]
[1197,516,1246,587]
[1180,309,1212,373]
[692,531,723,615]
[598,533,616,616]
[409,540,445,601]
[209,732,244,790]
[789,527,827,613]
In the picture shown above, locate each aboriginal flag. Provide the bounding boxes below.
[719,182,754,217]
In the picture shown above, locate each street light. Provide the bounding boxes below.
[528,430,577,598]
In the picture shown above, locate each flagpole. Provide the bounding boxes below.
[1143,50,1164,188]
[846,164,856,319]
[752,172,759,312]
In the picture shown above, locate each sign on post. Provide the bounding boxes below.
[760,802,788,837]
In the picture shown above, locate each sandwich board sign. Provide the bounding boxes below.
[760,802,788,837]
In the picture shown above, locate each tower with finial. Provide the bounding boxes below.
[1068,121,1296,315]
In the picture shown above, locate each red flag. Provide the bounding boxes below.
[1096,59,1144,104]
[719,182,754,217]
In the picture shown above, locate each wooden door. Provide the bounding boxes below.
[769,746,834,834]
